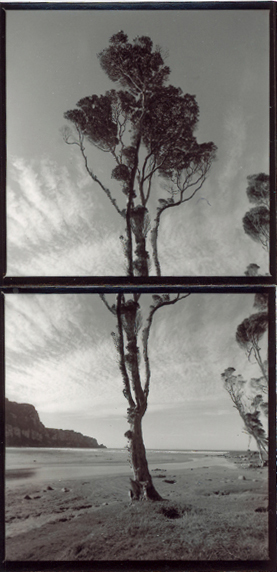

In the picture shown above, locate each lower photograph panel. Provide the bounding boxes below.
[4,291,270,563]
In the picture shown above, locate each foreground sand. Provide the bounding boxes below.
[5,450,269,561]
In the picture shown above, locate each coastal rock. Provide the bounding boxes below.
[5,398,106,449]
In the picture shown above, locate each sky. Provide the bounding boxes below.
[5,292,268,450]
[5,8,270,276]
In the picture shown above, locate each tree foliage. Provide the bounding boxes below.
[221,368,268,466]
[242,206,270,250]
[244,263,260,277]
[236,311,268,383]
[64,31,217,276]
[236,312,268,354]
[246,173,270,208]
[223,293,268,465]
[242,173,270,251]
[253,292,268,312]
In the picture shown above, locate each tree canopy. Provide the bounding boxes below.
[236,312,268,353]
[64,31,217,276]
[242,173,269,251]
[221,367,268,465]
[222,290,268,466]
[246,173,269,208]
[242,206,270,250]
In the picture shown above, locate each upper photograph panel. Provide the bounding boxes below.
[5,9,271,277]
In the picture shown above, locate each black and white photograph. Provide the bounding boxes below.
[1,3,275,570]
[4,291,270,562]
[5,7,271,277]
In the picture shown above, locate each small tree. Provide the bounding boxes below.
[101,292,189,501]
[221,368,268,466]
[242,173,270,252]
[236,311,268,383]
[223,293,268,465]
[63,32,216,277]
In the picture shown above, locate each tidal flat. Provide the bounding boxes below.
[5,448,268,561]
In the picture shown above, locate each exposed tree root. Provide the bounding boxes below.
[129,478,164,502]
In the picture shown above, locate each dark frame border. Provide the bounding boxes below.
[0,1,276,570]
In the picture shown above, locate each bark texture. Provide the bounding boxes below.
[126,410,163,501]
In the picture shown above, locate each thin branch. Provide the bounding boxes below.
[78,136,125,219]
[64,124,125,219]
[116,59,143,94]
[141,150,155,184]
[151,173,208,276]
[144,171,154,205]
[142,294,190,397]
[99,294,116,315]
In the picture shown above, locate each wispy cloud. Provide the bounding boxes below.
[7,148,269,277]
[5,293,267,447]
[218,104,247,196]
[7,157,125,276]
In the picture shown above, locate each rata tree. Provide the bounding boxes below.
[222,293,268,465]
[221,368,268,466]
[242,173,270,252]
[100,291,189,501]
[63,32,217,276]
[62,32,216,501]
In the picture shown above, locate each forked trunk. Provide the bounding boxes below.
[126,411,163,501]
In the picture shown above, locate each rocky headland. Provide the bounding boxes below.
[5,398,106,448]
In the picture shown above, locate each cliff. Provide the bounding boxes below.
[5,398,106,449]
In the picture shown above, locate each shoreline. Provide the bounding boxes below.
[5,448,268,561]
[5,448,243,487]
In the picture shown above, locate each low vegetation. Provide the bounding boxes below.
[6,460,268,561]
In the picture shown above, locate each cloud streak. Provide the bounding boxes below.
[7,146,270,277]
[5,293,267,421]
[7,157,125,276]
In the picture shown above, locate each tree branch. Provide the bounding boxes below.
[116,294,136,409]
[142,294,190,398]
[65,126,126,220]
[99,294,116,315]
[150,172,208,276]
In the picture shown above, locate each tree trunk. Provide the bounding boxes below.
[130,206,149,277]
[255,437,268,467]
[150,216,161,277]
[134,235,149,276]
[125,410,163,501]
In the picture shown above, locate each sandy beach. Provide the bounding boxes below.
[5,448,269,561]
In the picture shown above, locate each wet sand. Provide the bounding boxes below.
[6,447,237,486]
[5,449,268,561]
